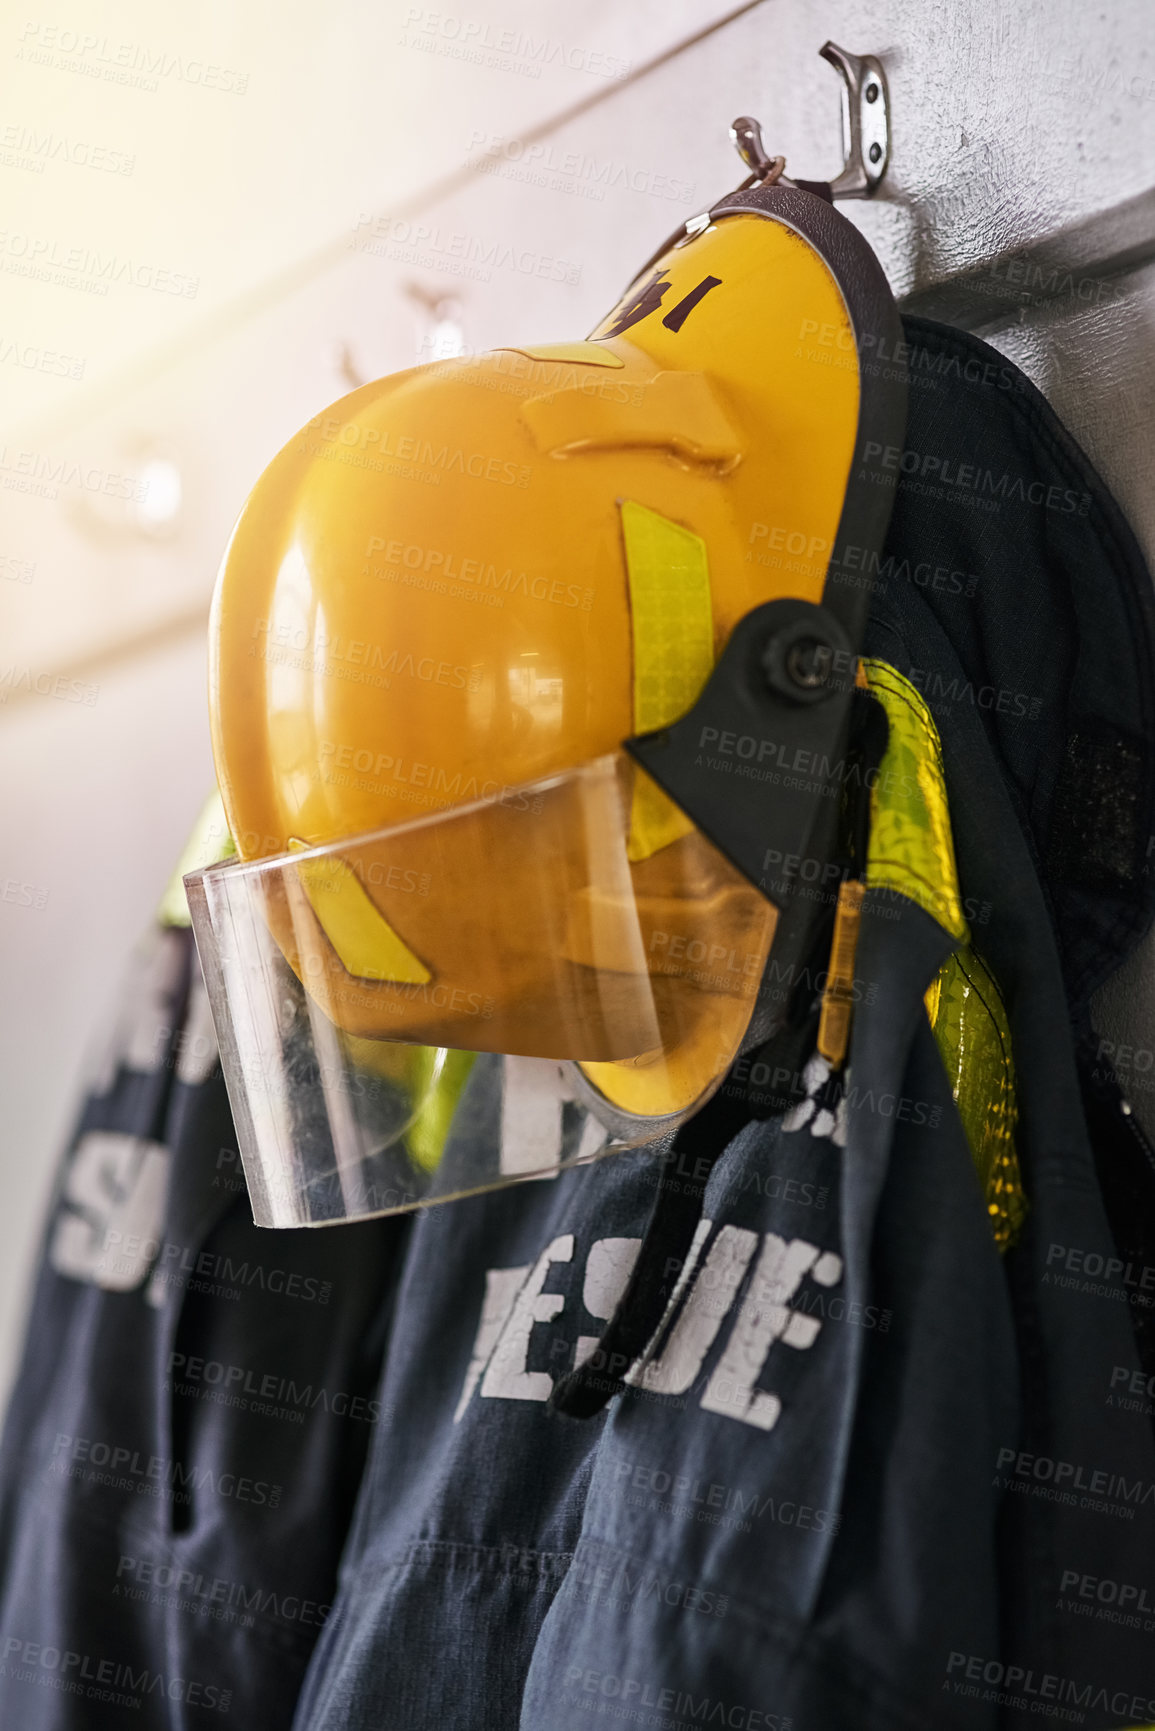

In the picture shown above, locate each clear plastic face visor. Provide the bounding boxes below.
[186,754,776,1226]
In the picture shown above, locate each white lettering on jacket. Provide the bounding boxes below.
[459,1224,843,1431]
[50,1131,170,1291]
[454,1265,530,1421]
[701,1236,843,1429]
[631,1224,757,1397]
[575,1237,642,1368]
[480,1234,573,1402]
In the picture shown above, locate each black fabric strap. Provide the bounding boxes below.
[549,1085,754,1420]
[549,687,888,1420]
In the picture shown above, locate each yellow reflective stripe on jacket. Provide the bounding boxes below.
[924,943,1025,1253]
[158,788,236,927]
[403,1048,478,1174]
[861,658,968,944]
[862,658,1025,1252]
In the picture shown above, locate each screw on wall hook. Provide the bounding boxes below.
[729,40,891,203]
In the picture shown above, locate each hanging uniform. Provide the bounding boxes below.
[0,910,407,1727]
[288,319,1155,1731]
[1,138,1153,1731]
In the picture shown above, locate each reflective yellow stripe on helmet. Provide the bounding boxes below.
[287,840,432,985]
[620,498,715,862]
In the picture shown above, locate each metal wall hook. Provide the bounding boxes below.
[729,117,785,186]
[821,42,890,198]
[622,44,892,290]
[729,41,891,202]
